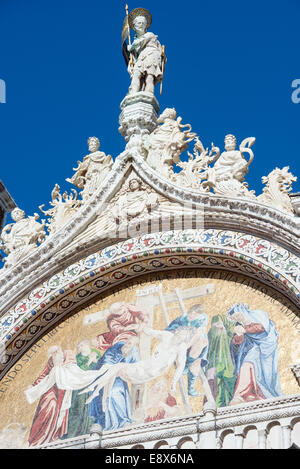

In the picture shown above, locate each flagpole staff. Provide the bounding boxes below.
[125,4,134,70]
[160,45,167,95]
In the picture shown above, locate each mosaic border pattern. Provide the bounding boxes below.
[0,228,299,378]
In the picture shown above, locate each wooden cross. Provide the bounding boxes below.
[133,282,215,419]
[83,282,215,421]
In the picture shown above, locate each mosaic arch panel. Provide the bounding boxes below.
[1,229,300,352]
[0,269,299,448]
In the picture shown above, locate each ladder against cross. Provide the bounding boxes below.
[83,283,215,421]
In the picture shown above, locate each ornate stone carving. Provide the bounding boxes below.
[289,193,300,216]
[257,166,297,214]
[0,149,298,319]
[111,176,158,225]
[204,134,256,198]
[23,394,300,450]
[119,92,160,151]
[171,137,220,190]
[143,108,196,177]
[0,208,46,269]
[39,184,81,235]
[66,137,113,201]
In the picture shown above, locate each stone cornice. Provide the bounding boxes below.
[0,150,299,316]
[32,393,300,449]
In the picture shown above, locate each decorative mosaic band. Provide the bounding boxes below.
[0,228,299,377]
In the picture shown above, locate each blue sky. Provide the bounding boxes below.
[0,0,299,218]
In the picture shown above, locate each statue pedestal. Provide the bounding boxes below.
[119,92,160,148]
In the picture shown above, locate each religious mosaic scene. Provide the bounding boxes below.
[0,271,300,448]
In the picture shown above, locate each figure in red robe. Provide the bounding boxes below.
[27,346,76,447]
[92,302,148,352]
[144,378,183,422]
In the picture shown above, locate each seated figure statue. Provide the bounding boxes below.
[204,134,256,198]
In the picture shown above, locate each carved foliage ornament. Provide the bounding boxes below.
[39,184,81,235]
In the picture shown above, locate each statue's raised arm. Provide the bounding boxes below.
[122,7,166,96]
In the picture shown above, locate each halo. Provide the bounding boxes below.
[128,7,152,31]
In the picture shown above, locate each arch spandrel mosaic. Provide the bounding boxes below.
[0,270,299,448]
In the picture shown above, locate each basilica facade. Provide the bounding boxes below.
[0,8,299,450]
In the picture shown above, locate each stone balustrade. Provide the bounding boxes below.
[34,393,300,450]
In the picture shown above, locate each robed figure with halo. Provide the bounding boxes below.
[122,6,167,96]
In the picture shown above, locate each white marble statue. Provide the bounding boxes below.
[257,166,297,214]
[39,184,81,234]
[0,208,46,269]
[126,8,165,96]
[66,137,113,201]
[204,134,256,198]
[143,108,196,177]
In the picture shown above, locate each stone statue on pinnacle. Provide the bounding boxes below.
[122,6,166,97]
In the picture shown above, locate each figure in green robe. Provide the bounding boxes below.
[64,340,102,438]
[205,315,237,407]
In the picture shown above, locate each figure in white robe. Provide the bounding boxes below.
[82,327,192,406]
[24,345,109,445]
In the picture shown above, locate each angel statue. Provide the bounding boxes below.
[122,6,166,96]
[0,207,46,269]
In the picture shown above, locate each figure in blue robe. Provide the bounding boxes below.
[227,303,283,404]
[166,304,209,396]
[88,340,139,431]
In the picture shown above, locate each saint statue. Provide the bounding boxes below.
[122,7,166,96]
[66,137,113,201]
[0,207,46,269]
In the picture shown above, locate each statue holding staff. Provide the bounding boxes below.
[122,6,166,96]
